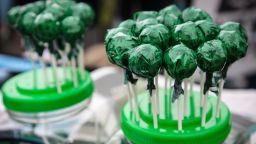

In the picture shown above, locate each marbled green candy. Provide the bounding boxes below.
[134,18,158,36]
[61,16,85,43]
[221,21,248,41]
[157,13,182,30]
[7,6,22,27]
[172,21,205,50]
[139,24,170,50]
[164,44,197,82]
[106,32,138,69]
[159,5,182,18]
[34,13,60,42]
[20,12,37,35]
[44,3,70,21]
[129,44,162,78]
[196,20,220,41]
[71,3,95,27]
[197,39,227,73]
[105,27,132,44]
[119,19,136,33]
[33,1,46,10]
[182,7,212,22]
[133,11,158,21]
[24,3,44,14]
[218,30,248,64]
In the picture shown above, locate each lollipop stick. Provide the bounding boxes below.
[201,91,209,127]
[184,79,189,117]
[155,76,160,115]
[128,83,140,122]
[150,90,158,129]
[200,72,206,107]
[216,79,224,118]
[177,95,183,131]
[164,70,168,96]
[189,75,195,97]
[71,57,78,88]
[51,54,62,93]
[39,56,49,86]
[78,48,85,80]
[60,53,68,80]
[125,84,133,113]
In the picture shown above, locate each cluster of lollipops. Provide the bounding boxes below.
[105,5,248,129]
[7,0,94,93]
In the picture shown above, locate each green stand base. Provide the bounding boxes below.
[2,68,94,113]
[121,89,231,144]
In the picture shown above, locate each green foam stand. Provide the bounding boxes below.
[121,89,231,144]
[2,68,94,113]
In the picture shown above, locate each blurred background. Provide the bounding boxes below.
[0,0,256,88]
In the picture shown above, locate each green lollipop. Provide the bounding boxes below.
[159,5,182,18]
[44,3,70,21]
[196,20,220,41]
[182,7,212,22]
[20,12,37,35]
[220,21,248,41]
[105,27,133,44]
[61,16,85,45]
[157,13,182,31]
[129,44,162,94]
[197,39,227,93]
[139,24,170,51]
[133,11,158,21]
[34,12,60,42]
[163,44,197,102]
[134,18,158,36]
[71,2,95,27]
[7,6,23,28]
[172,21,205,50]
[119,19,136,33]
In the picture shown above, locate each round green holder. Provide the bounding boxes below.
[121,89,231,144]
[2,68,94,113]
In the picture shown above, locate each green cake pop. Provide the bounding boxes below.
[159,5,182,18]
[157,13,182,31]
[119,19,136,33]
[7,6,23,28]
[197,39,227,94]
[133,11,158,21]
[34,12,60,43]
[220,21,248,41]
[196,20,220,41]
[105,27,133,44]
[20,12,37,35]
[217,30,248,78]
[139,24,170,51]
[182,7,212,22]
[163,44,197,102]
[71,3,95,27]
[172,21,205,50]
[134,18,158,36]
[129,44,162,94]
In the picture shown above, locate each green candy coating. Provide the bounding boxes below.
[172,21,205,50]
[61,16,85,43]
[139,24,170,50]
[44,3,70,21]
[71,3,95,27]
[106,32,138,69]
[182,7,212,22]
[105,27,132,44]
[163,44,197,81]
[159,5,182,18]
[196,20,220,41]
[133,11,158,21]
[157,13,182,31]
[119,19,136,33]
[221,21,248,41]
[7,6,22,27]
[20,12,37,35]
[134,18,158,36]
[197,39,227,72]
[34,13,60,42]
[217,30,248,64]
[129,44,162,78]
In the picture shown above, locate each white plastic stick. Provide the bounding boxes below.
[78,48,85,80]
[128,83,140,122]
[71,57,78,88]
[150,90,158,129]
[216,79,224,118]
[184,79,189,117]
[189,75,194,97]
[155,76,160,115]
[164,70,168,97]
[200,72,206,107]
[178,96,183,131]
[39,57,49,86]
[60,53,68,80]
[125,84,133,113]
[201,91,209,127]
[51,54,62,93]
